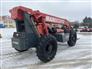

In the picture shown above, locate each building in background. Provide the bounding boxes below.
[0,16,5,28]
[0,16,16,28]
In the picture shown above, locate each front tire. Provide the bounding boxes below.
[36,35,57,63]
[67,30,77,46]
[14,48,29,52]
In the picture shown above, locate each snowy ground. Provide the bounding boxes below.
[0,28,92,69]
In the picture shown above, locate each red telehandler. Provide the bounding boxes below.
[10,6,77,62]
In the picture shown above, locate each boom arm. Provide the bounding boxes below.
[10,6,71,35]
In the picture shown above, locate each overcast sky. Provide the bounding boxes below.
[1,0,92,22]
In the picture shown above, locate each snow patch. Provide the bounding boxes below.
[0,28,16,39]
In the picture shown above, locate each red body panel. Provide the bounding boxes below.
[10,6,71,35]
[10,6,34,20]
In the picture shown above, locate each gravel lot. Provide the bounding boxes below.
[0,29,92,69]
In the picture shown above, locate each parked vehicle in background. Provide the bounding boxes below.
[0,21,5,28]
[80,27,92,32]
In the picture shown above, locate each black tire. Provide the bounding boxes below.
[14,48,29,52]
[36,35,57,63]
[67,30,77,47]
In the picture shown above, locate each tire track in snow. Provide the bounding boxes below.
[5,58,92,69]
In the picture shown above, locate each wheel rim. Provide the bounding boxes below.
[71,34,76,44]
[46,43,53,55]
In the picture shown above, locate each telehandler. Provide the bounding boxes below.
[10,6,77,62]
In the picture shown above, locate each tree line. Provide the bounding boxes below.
[72,17,92,29]
[81,17,92,28]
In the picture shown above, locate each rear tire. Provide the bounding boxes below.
[36,35,57,63]
[67,30,77,47]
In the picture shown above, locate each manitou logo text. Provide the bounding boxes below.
[46,16,64,24]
